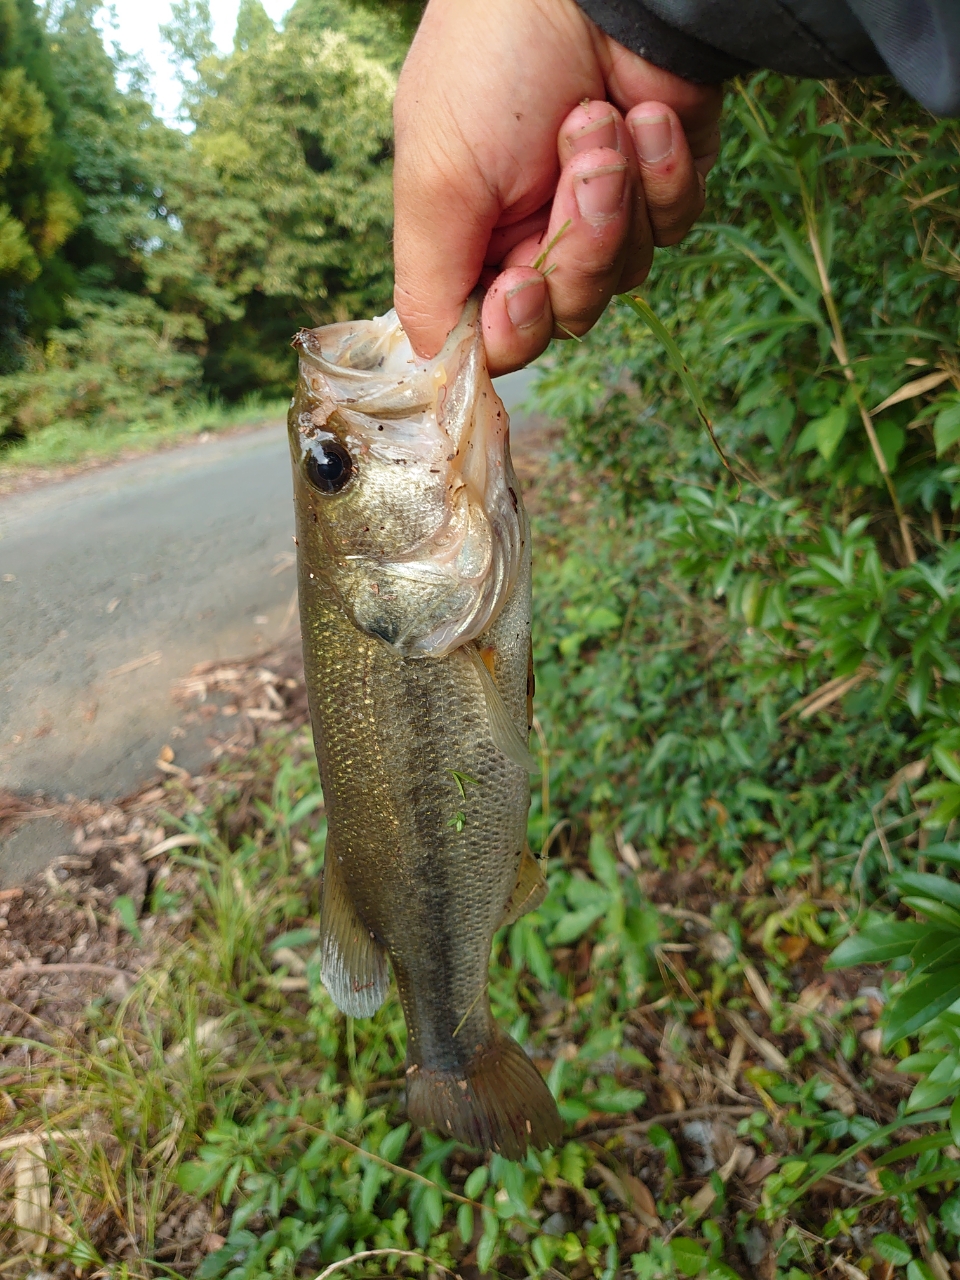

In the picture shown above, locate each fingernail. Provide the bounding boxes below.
[505,276,546,329]
[631,113,672,164]
[568,112,617,155]
[574,163,626,221]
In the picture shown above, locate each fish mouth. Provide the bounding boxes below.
[294,297,525,658]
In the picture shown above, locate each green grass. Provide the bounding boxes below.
[0,393,288,480]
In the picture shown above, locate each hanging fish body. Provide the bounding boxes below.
[288,299,562,1158]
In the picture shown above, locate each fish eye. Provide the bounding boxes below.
[304,439,354,494]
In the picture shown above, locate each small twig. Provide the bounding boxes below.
[723,1009,793,1075]
[313,1249,462,1280]
[2,963,128,980]
[588,1104,756,1141]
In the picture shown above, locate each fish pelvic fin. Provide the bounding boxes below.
[320,848,390,1017]
[406,1029,563,1160]
[466,645,538,773]
[500,845,548,929]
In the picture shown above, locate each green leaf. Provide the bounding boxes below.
[894,871,960,912]
[884,967,960,1045]
[826,921,926,969]
[548,904,607,946]
[934,744,960,784]
[952,1092,960,1146]
[456,1202,473,1245]
[940,1191,960,1234]
[648,1124,683,1176]
[900,898,960,930]
[588,1087,647,1114]
[876,420,906,470]
[873,1234,913,1265]
[476,1228,498,1275]
[560,1142,587,1189]
[925,843,960,868]
[464,1165,488,1199]
[795,404,848,460]
[112,894,141,944]
[268,928,320,951]
[175,1159,220,1196]
[378,1123,410,1165]
[874,1131,956,1167]
[671,1238,708,1277]
[935,400,960,456]
[907,1261,936,1280]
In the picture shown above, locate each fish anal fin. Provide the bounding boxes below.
[500,845,547,928]
[406,1028,562,1160]
[320,850,390,1017]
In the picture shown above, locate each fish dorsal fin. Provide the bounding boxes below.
[500,845,548,928]
[320,846,390,1017]
[466,645,538,773]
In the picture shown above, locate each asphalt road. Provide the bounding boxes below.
[0,367,539,833]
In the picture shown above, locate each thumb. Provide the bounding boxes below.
[392,140,502,359]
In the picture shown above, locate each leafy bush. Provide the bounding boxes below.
[531,73,960,1218]
[0,294,203,444]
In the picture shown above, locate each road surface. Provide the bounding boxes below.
[0,367,540,876]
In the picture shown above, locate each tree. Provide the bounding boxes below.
[166,0,400,396]
[0,0,80,360]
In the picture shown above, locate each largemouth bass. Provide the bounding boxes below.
[288,299,562,1159]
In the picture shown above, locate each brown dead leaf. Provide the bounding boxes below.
[743,1153,779,1186]
[685,1145,744,1217]
[778,935,809,963]
[618,1170,660,1228]
[872,368,952,413]
[796,981,830,1013]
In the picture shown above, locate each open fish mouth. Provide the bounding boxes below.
[290,297,525,658]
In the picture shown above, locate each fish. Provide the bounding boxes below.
[288,297,562,1159]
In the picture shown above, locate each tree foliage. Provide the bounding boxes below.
[0,0,401,442]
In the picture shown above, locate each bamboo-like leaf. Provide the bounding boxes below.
[621,293,737,486]
[872,370,952,414]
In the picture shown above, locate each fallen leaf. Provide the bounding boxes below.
[779,935,809,963]
[14,1139,50,1256]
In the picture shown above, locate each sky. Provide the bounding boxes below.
[96,0,294,125]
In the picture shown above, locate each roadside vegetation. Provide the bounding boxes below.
[0,0,412,471]
[4,1,960,1277]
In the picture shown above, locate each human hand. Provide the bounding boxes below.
[392,0,722,375]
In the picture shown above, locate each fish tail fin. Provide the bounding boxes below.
[406,1030,562,1159]
[320,848,390,1017]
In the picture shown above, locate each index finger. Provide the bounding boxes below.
[392,138,501,359]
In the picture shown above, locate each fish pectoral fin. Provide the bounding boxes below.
[500,845,548,928]
[466,645,538,773]
[320,849,390,1017]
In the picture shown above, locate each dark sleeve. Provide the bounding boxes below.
[577,0,960,116]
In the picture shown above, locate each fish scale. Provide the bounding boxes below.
[289,299,562,1157]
